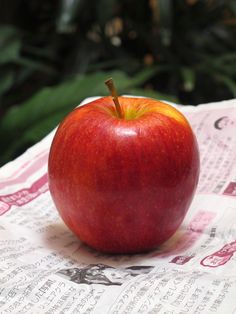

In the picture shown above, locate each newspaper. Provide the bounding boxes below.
[1,97,236,314]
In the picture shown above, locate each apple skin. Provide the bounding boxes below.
[48,97,200,254]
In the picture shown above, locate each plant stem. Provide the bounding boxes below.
[105,78,124,119]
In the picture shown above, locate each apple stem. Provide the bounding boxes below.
[105,78,124,119]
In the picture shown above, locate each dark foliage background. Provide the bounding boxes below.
[0,0,236,165]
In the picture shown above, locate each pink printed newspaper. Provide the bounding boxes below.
[1,98,236,313]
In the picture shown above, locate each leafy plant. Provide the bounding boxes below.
[0,0,235,165]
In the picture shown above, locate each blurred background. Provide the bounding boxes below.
[0,0,236,166]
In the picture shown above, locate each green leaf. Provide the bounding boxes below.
[56,0,84,33]
[0,26,21,64]
[127,88,179,104]
[180,67,196,92]
[15,57,57,75]
[17,111,68,148]
[0,70,14,96]
[158,0,173,46]
[215,73,236,97]
[125,67,157,87]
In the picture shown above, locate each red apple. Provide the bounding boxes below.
[48,84,200,254]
